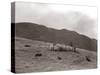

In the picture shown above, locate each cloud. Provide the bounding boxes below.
[68,12,97,39]
[15,2,97,39]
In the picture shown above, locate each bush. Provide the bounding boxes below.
[35,53,42,57]
[57,56,62,60]
[24,44,31,47]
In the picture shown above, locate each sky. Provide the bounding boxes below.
[14,2,98,39]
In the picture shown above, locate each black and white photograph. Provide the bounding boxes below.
[11,2,97,73]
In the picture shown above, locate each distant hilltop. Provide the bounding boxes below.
[12,22,97,51]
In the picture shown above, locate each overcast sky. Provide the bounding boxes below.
[15,2,97,39]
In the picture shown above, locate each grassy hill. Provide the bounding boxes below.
[15,37,97,73]
[13,22,97,51]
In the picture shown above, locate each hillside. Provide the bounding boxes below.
[13,22,97,51]
[15,37,97,73]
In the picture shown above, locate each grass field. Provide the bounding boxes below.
[15,37,97,73]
